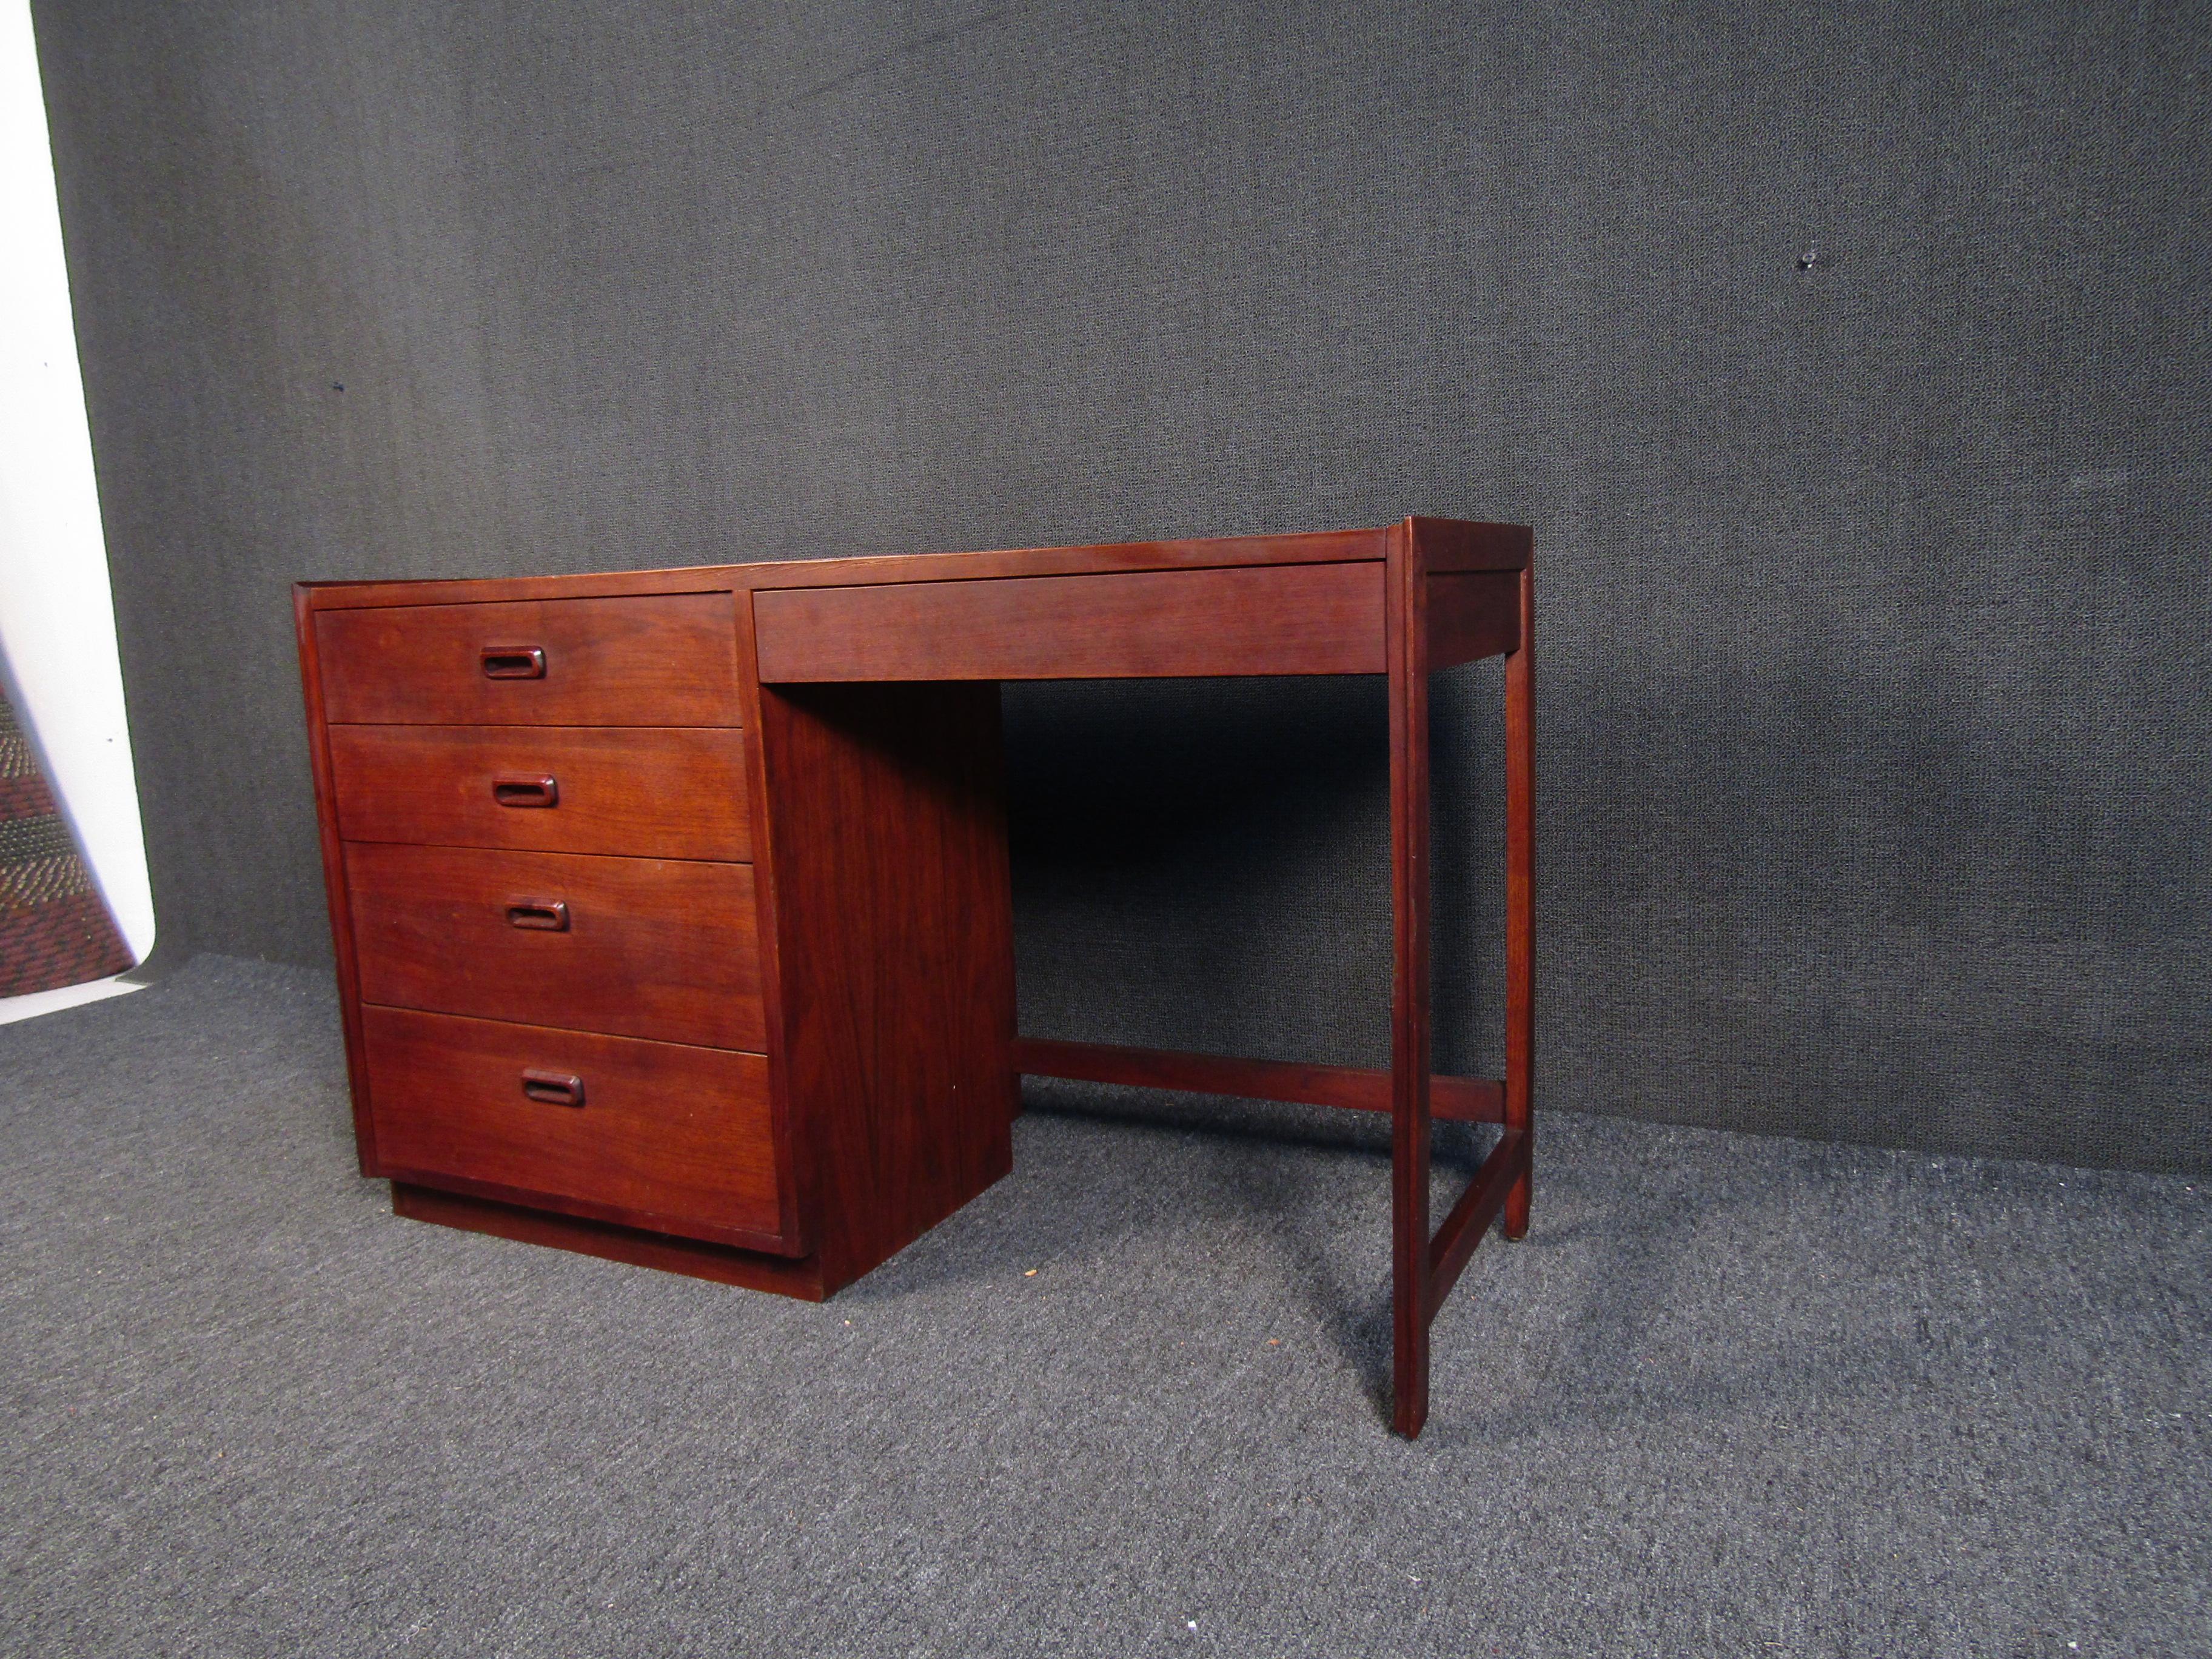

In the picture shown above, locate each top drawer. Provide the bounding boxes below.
[317,592,741,726]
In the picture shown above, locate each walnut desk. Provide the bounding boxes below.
[295,516,1533,1437]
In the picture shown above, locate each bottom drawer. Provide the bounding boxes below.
[362,1005,788,1248]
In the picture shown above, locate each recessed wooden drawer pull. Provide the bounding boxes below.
[504,898,569,931]
[492,774,558,808]
[520,1068,585,1108]
[480,645,547,679]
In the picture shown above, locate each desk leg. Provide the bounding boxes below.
[1386,525,1433,1439]
[1504,560,1535,1241]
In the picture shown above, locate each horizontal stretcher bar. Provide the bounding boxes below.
[1012,1037,1505,1124]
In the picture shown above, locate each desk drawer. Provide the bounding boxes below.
[330,725,750,861]
[363,1005,784,1245]
[317,592,740,726]
[348,843,765,1051]
[752,561,1386,680]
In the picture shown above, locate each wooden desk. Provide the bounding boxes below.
[295,516,1533,1437]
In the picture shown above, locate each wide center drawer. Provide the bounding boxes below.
[317,591,741,726]
[363,1005,785,1246]
[329,725,750,861]
[348,843,765,1051]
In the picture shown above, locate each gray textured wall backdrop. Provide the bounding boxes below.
[30,2,2210,1171]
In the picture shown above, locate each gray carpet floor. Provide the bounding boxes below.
[1,956,2204,1658]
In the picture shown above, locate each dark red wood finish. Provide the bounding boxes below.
[1386,519,1436,1437]
[346,843,765,1050]
[316,592,742,726]
[1404,517,1534,574]
[300,528,1391,614]
[757,680,1017,1292]
[728,585,808,1259]
[753,562,1386,682]
[391,1183,828,1297]
[1504,557,1536,1240]
[296,589,380,1175]
[1426,1128,1530,1320]
[1012,1037,1503,1124]
[1427,571,1522,670]
[329,725,751,861]
[365,1006,785,1245]
[297,515,1534,1437]
[746,526,1391,591]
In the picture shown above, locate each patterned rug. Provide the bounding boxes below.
[0,689,135,996]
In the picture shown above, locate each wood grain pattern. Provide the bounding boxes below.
[1406,517,1533,574]
[329,724,751,861]
[295,587,380,1175]
[1424,1127,1529,1321]
[298,527,1389,612]
[391,1182,828,1298]
[1426,571,1521,669]
[1012,1037,1503,1124]
[317,592,741,725]
[303,569,746,611]
[298,517,1535,1409]
[754,563,1386,682]
[759,680,1016,1290]
[1504,556,1536,1240]
[743,528,1389,591]
[347,843,765,1051]
[1386,518,1435,1439]
[365,1007,786,1246]
[729,579,806,1250]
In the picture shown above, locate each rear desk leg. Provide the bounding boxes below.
[1503,559,1534,1241]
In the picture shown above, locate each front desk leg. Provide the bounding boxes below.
[1386,527,1434,1438]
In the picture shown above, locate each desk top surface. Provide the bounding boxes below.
[294,517,1528,613]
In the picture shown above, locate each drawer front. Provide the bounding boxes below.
[318,592,741,726]
[752,561,1386,680]
[363,1005,783,1244]
[349,843,765,1051]
[330,725,750,862]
